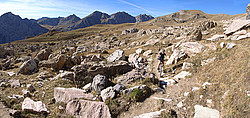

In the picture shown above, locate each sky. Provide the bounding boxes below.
[0,0,248,19]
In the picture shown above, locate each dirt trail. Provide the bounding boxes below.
[119,52,201,117]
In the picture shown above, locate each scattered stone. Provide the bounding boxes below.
[201,57,216,66]
[192,87,200,92]
[182,62,194,70]
[143,50,153,57]
[235,32,250,40]
[122,28,138,35]
[152,97,172,102]
[60,71,74,80]
[233,30,247,35]
[106,49,125,62]
[22,89,31,97]
[174,71,191,79]
[18,59,38,75]
[134,109,166,118]
[66,100,111,118]
[184,92,190,97]
[37,71,53,79]
[82,83,92,92]
[113,83,126,93]
[202,82,212,89]
[220,42,225,48]
[0,82,6,87]
[159,77,177,85]
[6,71,15,77]
[136,48,143,54]
[222,90,230,99]
[194,105,219,118]
[177,101,183,108]
[100,87,116,102]
[91,74,108,94]
[22,98,49,113]
[144,39,160,46]
[207,35,224,41]
[122,85,149,95]
[54,87,94,103]
[35,48,52,61]
[27,84,35,93]
[226,43,236,49]
[9,79,21,88]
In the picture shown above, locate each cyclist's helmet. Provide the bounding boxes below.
[162,49,165,52]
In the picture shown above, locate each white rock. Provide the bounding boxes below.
[152,97,172,102]
[184,92,190,97]
[233,30,247,35]
[182,62,194,70]
[235,32,250,40]
[220,42,225,48]
[143,50,153,57]
[202,82,212,89]
[134,109,166,118]
[222,90,230,99]
[22,98,49,113]
[226,43,236,49]
[192,87,200,92]
[200,95,203,99]
[106,49,125,62]
[159,77,177,85]
[136,48,143,54]
[174,71,191,79]
[177,101,183,108]
[194,105,219,118]
[207,35,224,41]
[27,84,35,93]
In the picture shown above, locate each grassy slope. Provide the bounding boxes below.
[185,38,250,117]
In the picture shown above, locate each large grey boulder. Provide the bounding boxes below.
[194,105,219,118]
[247,3,250,20]
[115,68,154,85]
[66,100,111,118]
[179,42,205,56]
[18,59,38,75]
[91,74,108,94]
[22,98,49,113]
[54,87,94,103]
[106,49,125,62]
[35,48,52,61]
[73,61,132,87]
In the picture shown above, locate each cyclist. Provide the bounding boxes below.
[158,49,166,72]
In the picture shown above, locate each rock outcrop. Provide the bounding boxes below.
[194,105,219,118]
[135,14,154,23]
[66,100,111,118]
[54,87,94,103]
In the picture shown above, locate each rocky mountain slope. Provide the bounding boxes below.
[0,8,249,118]
[0,12,49,44]
[39,11,154,31]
